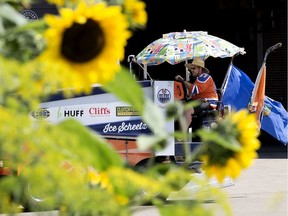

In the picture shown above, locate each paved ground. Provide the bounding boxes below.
[132,143,288,216]
[1,142,287,216]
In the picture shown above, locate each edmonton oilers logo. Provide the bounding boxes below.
[21,10,38,21]
[157,88,171,104]
[31,108,50,119]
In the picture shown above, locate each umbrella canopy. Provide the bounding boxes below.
[136,31,246,66]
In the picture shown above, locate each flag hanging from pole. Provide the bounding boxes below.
[261,97,288,144]
[222,64,287,145]
[248,64,266,128]
[221,64,254,110]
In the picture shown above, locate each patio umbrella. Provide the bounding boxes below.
[135,31,246,66]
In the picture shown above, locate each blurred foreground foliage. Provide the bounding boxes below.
[0,1,260,215]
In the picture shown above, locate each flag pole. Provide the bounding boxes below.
[251,42,282,104]
[220,52,240,92]
[249,43,282,127]
[263,43,282,63]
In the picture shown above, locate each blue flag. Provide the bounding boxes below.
[222,64,254,110]
[262,97,288,145]
[222,64,288,145]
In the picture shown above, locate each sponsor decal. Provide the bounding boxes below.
[157,88,171,104]
[31,108,50,119]
[89,107,110,117]
[57,107,84,119]
[21,10,38,21]
[116,106,140,116]
[103,122,148,134]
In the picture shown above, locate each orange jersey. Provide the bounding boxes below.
[188,73,218,101]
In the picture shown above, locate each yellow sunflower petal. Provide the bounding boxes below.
[114,194,129,205]
[87,168,101,185]
[226,158,241,179]
[39,2,131,93]
[123,0,148,28]
[205,165,226,183]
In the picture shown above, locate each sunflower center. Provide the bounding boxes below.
[61,19,105,63]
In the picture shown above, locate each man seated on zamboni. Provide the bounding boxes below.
[175,57,219,132]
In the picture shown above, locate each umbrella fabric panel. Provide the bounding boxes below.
[136,31,245,66]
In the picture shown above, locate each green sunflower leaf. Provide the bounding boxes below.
[137,134,167,151]
[196,129,241,152]
[56,119,124,171]
[102,67,145,114]
[142,99,167,136]
[103,68,169,141]
[0,3,27,35]
[136,100,170,151]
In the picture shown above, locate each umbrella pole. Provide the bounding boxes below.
[185,60,190,81]
[144,64,148,80]
[127,55,136,79]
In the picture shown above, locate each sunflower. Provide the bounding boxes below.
[196,109,261,182]
[87,167,129,205]
[47,0,65,6]
[87,167,112,192]
[47,0,80,7]
[38,1,131,93]
[123,0,148,29]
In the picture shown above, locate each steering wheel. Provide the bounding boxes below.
[174,79,189,101]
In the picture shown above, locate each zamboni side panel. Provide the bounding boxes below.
[35,81,154,139]
[153,81,175,156]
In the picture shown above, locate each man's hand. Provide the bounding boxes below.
[175,75,184,81]
[185,63,194,70]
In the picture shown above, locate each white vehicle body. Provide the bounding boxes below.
[32,80,200,166]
